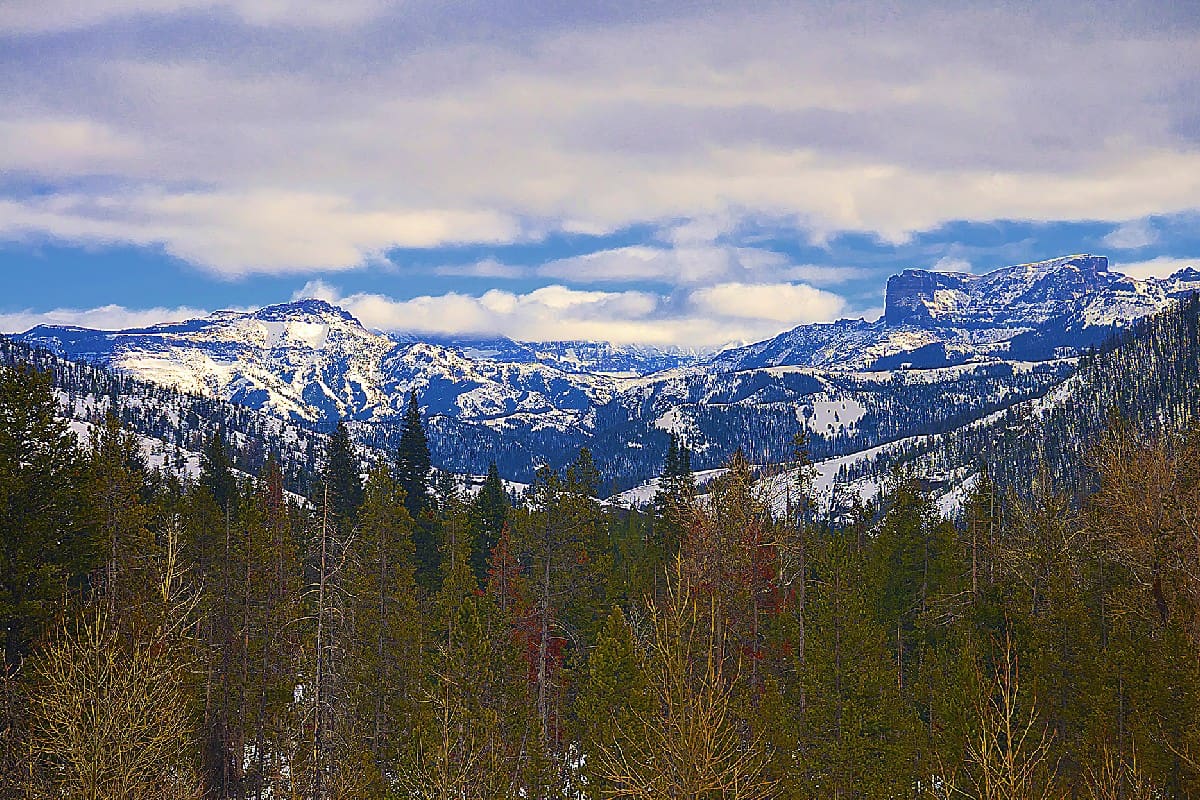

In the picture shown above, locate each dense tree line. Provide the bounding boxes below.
[2,301,1200,798]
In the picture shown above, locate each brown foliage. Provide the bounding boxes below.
[593,563,777,800]
[22,610,201,800]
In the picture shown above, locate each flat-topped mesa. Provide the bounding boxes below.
[884,254,1110,327]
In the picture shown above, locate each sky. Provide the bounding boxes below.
[1,0,1199,349]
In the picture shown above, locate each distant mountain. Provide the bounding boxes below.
[394,334,701,375]
[20,299,621,427]
[0,335,330,495]
[878,290,1200,515]
[15,254,1197,488]
[710,255,1200,371]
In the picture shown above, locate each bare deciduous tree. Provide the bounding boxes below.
[938,632,1061,800]
[595,562,777,800]
[1083,745,1157,800]
[25,610,201,800]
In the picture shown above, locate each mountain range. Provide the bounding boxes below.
[14,253,1200,487]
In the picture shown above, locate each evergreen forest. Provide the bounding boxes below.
[2,299,1200,799]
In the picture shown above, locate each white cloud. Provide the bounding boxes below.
[538,246,737,285]
[1,4,1198,274]
[434,259,528,279]
[0,191,520,275]
[537,243,869,289]
[1103,219,1159,250]
[291,280,342,302]
[0,0,387,33]
[301,281,846,348]
[0,304,210,334]
[0,119,141,174]
[779,264,871,285]
[932,256,973,273]
[1112,256,1198,281]
[689,282,846,324]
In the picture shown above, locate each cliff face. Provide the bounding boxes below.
[883,254,1112,327]
[884,270,974,325]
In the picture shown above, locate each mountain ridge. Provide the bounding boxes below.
[13,253,1199,486]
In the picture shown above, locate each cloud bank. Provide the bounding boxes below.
[0,304,211,334]
[294,280,848,348]
[0,2,1198,277]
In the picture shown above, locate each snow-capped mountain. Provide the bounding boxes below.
[711,255,1200,371]
[20,299,627,428]
[14,254,1198,487]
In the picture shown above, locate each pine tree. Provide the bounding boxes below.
[305,477,360,799]
[574,605,652,797]
[402,502,547,798]
[243,458,307,799]
[343,464,422,791]
[324,420,363,530]
[0,365,95,671]
[396,392,438,591]
[86,413,155,635]
[470,462,509,587]
[516,449,608,767]
[653,433,696,560]
[396,392,432,520]
[796,532,921,798]
[681,448,777,702]
[199,431,237,517]
[868,475,959,695]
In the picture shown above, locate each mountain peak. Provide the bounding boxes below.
[251,298,360,325]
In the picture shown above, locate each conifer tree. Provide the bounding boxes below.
[654,432,696,560]
[199,431,237,517]
[324,420,363,530]
[517,449,609,766]
[796,532,921,798]
[86,413,155,635]
[470,461,509,587]
[344,464,422,790]
[868,476,959,694]
[305,476,360,799]
[244,458,307,799]
[396,391,432,520]
[403,502,547,798]
[681,448,777,700]
[0,366,95,671]
[184,466,246,797]
[396,392,438,590]
[574,605,652,797]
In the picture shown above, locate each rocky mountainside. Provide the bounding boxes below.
[711,255,1200,371]
[14,254,1198,487]
[20,299,624,427]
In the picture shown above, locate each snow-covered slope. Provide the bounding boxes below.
[15,254,1197,487]
[710,255,1199,371]
[20,299,622,428]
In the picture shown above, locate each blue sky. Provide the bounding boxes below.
[1,1,1198,348]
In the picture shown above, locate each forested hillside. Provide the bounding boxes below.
[866,293,1200,508]
[2,299,1200,799]
[0,336,332,494]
